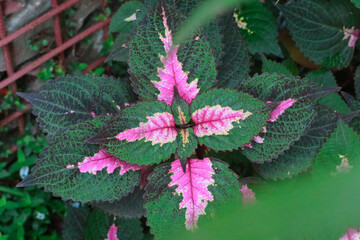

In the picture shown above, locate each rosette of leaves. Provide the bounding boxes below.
[16,0,342,239]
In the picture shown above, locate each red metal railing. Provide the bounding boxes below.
[0,0,111,135]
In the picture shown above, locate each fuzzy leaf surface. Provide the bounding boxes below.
[279,0,360,68]
[262,58,292,76]
[17,117,140,203]
[240,73,327,162]
[235,2,282,56]
[215,13,250,88]
[17,75,135,138]
[92,187,145,218]
[129,2,216,105]
[312,120,360,174]
[254,106,339,180]
[145,158,240,239]
[63,203,90,240]
[102,101,178,165]
[190,89,269,151]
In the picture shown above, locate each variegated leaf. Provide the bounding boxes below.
[190,89,270,151]
[96,101,178,165]
[253,106,339,180]
[145,158,240,239]
[129,2,216,105]
[240,73,337,162]
[17,117,140,203]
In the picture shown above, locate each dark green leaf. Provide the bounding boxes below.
[312,120,360,174]
[240,73,331,162]
[63,203,89,240]
[18,75,135,139]
[236,2,282,57]
[355,65,360,100]
[92,187,145,218]
[17,117,140,203]
[109,1,140,33]
[262,58,292,76]
[215,13,250,88]
[279,0,360,68]
[253,106,339,180]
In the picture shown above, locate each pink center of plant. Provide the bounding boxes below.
[105,224,119,240]
[67,150,142,175]
[116,112,177,146]
[168,158,215,230]
[191,105,252,137]
[150,7,199,106]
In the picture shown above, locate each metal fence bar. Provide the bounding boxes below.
[0,2,24,134]
[0,1,110,133]
[51,0,65,64]
[0,18,111,90]
[0,0,82,48]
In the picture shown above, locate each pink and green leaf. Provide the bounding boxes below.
[129,2,216,104]
[253,106,339,180]
[145,158,241,238]
[69,150,142,175]
[102,101,178,165]
[190,89,270,151]
[240,73,331,162]
[17,117,140,203]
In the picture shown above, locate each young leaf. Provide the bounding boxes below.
[312,120,360,174]
[92,187,145,218]
[240,73,331,162]
[235,2,282,57]
[17,75,135,139]
[109,1,140,33]
[215,13,250,88]
[171,92,198,162]
[63,203,90,240]
[129,2,216,105]
[101,101,178,165]
[17,117,140,203]
[145,158,240,238]
[190,89,270,151]
[278,0,360,68]
[85,210,143,240]
[253,106,339,180]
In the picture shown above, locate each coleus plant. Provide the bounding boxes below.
[16,0,360,239]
